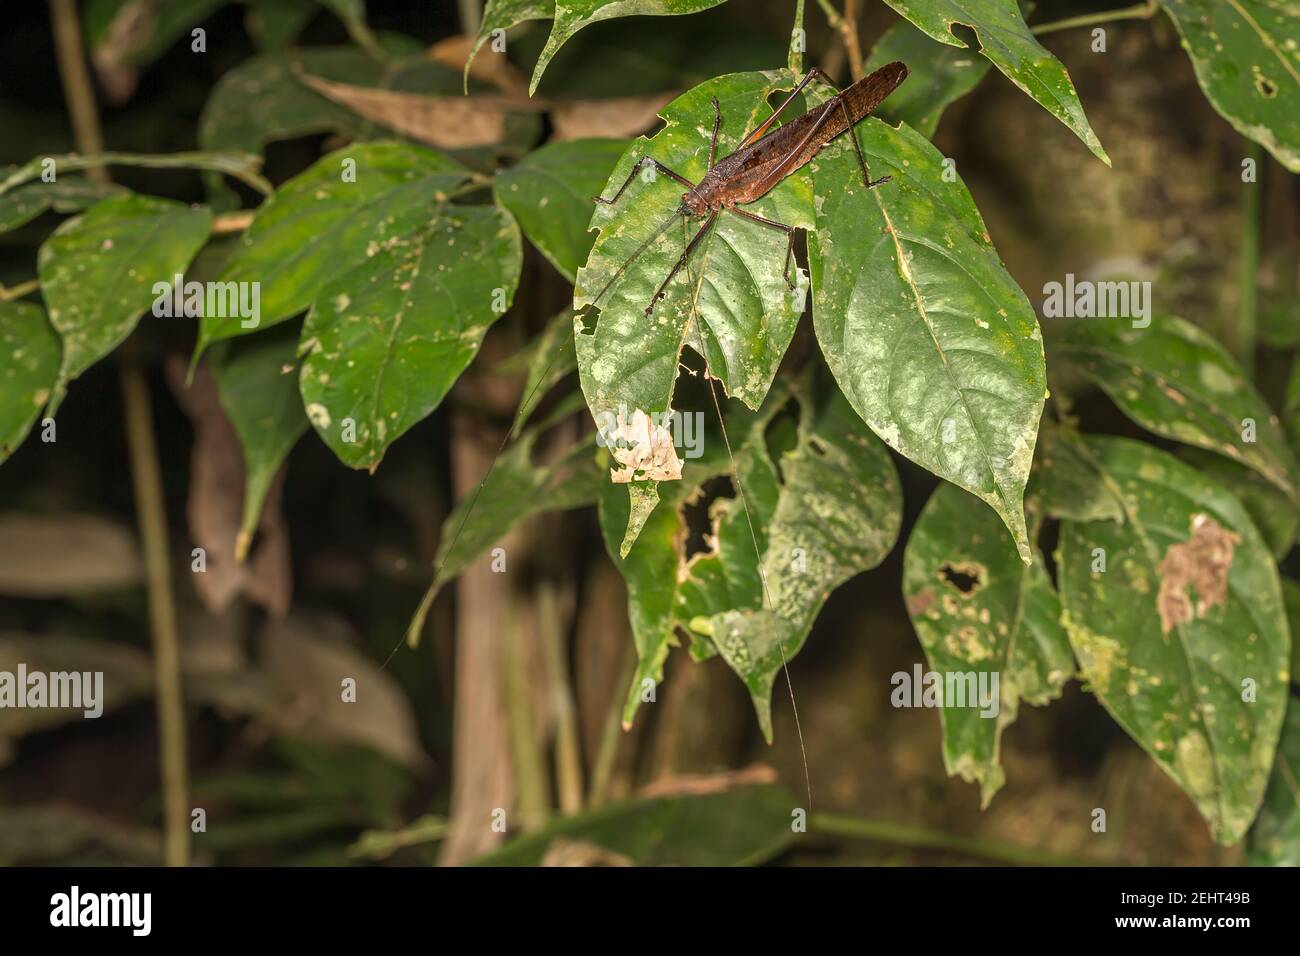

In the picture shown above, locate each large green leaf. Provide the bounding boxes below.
[808,112,1045,563]
[0,178,125,234]
[880,0,1109,163]
[298,197,521,470]
[494,137,628,282]
[1180,448,1298,560]
[1158,0,1300,173]
[38,193,212,415]
[407,424,602,646]
[208,323,309,559]
[864,15,992,138]
[468,782,796,866]
[1057,315,1299,498]
[199,142,473,351]
[1058,435,1290,844]
[576,71,815,549]
[466,1,556,89]
[1025,417,1124,524]
[527,1,728,95]
[0,302,60,466]
[904,482,1072,806]
[691,387,902,739]
[1248,691,1300,865]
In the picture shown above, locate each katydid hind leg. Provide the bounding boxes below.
[739,67,825,149]
[729,207,798,290]
[709,96,722,169]
[837,98,890,189]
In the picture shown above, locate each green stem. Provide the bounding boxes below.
[50,0,190,867]
[0,279,40,302]
[588,641,636,807]
[0,151,272,197]
[789,0,806,76]
[1239,141,1263,378]
[1031,1,1159,36]
[811,812,1120,866]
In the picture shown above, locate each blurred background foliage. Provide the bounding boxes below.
[0,0,1296,866]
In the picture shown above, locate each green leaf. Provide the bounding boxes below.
[468,782,796,866]
[0,178,125,234]
[809,113,1045,563]
[494,137,628,282]
[1248,691,1300,865]
[904,482,1072,806]
[880,0,1109,163]
[245,0,319,51]
[0,302,60,466]
[1158,0,1300,173]
[1056,315,1299,498]
[407,426,602,646]
[208,324,309,560]
[692,386,902,739]
[528,1,729,96]
[1058,435,1290,844]
[0,152,271,200]
[864,15,992,138]
[466,1,556,90]
[576,71,814,549]
[1287,579,1300,686]
[200,142,473,352]
[86,0,229,69]
[38,193,212,415]
[1026,418,1124,524]
[298,195,522,470]
[1180,448,1298,560]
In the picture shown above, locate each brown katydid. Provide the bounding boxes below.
[591,61,909,316]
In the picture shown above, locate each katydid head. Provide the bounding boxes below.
[679,190,707,218]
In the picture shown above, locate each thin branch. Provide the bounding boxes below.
[537,581,584,814]
[1239,141,1263,377]
[49,0,190,868]
[0,279,40,302]
[811,812,1124,866]
[1031,1,1159,36]
[816,0,863,80]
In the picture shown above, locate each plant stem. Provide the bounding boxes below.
[816,0,864,80]
[1031,1,1158,36]
[458,0,483,37]
[537,582,584,814]
[49,0,105,182]
[0,279,40,301]
[588,641,636,807]
[789,0,806,76]
[50,0,190,867]
[1239,141,1263,378]
[121,352,191,867]
[811,811,1119,866]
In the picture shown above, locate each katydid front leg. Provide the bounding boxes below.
[593,157,696,207]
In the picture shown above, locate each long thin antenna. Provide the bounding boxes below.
[682,223,813,810]
[586,210,685,308]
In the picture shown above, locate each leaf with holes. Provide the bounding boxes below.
[1058,435,1289,844]
[494,138,628,282]
[576,71,814,552]
[865,15,991,138]
[38,193,212,415]
[1180,448,1298,560]
[0,302,60,466]
[674,382,902,740]
[1158,0,1300,173]
[199,142,473,353]
[1057,316,1299,498]
[808,110,1045,563]
[904,481,1072,806]
[298,190,522,470]
[879,0,1109,163]
[209,323,309,558]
